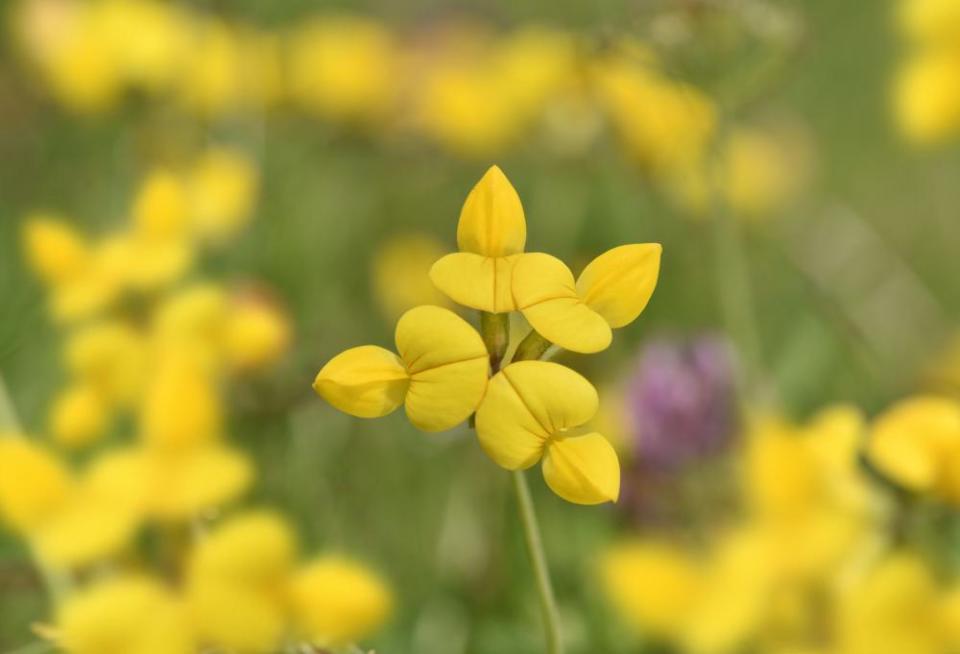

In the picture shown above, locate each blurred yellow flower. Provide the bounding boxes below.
[49,383,109,448]
[224,295,291,372]
[894,48,960,145]
[31,487,140,569]
[594,53,716,175]
[140,354,222,451]
[836,553,946,654]
[146,446,253,521]
[314,305,488,432]
[188,511,295,653]
[22,214,120,322]
[65,320,146,407]
[289,555,393,648]
[720,127,809,219]
[57,575,194,654]
[178,21,244,116]
[430,165,527,313]
[866,395,960,501]
[601,540,702,636]
[0,437,71,534]
[475,361,620,504]
[289,16,397,122]
[188,147,260,242]
[372,233,451,320]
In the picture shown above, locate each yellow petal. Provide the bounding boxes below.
[429,252,519,313]
[512,253,611,353]
[576,243,662,328]
[542,432,620,504]
[395,306,489,431]
[475,361,598,469]
[289,556,393,648]
[313,346,410,419]
[457,165,526,257]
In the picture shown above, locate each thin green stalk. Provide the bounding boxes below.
[0,373,23,432]
[511,470,563,654]
[712,205,766,403]
[512,330,552,363]
[480,311,509,373]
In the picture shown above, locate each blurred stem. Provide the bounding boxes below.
[712,206,765,401]
[480,312,509,374]
[0,372,23,432]
[513,330,551,363]
[511,470,563,654]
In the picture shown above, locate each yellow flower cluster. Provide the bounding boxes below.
[894,0,960,144]
[1,149,391,653]
[314,166,661,505]
[603,402,960,653]
[13,0,702,164]
[13,0,809,220]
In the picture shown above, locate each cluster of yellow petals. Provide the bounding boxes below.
[865,394,960,502]
[599,406,924,653]
[22,147,259,324]
[0,148,393,654]
[315,166,661,505]
[13,0,717,169]
[893,0,960,144]
[50,510,392,654]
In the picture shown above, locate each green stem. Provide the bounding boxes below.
[480,311,509,373]
[0,373,23,432]
[511,470,563,654]
[512,330,552,363]
[712,205,765,402]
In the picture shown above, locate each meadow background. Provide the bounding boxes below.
[1,0,960,653]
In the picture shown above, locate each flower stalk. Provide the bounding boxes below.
[480,311,509,373]
[512,469,563,654]
[513,330,552,362]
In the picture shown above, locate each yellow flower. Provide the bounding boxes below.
[90,445,252,521]
[430,166,527,313]
[601,540,701,636]
[719,127,809,219]
[836,553,945,654]
[894,48,960,144]
[289,555,392,648]
[119,169,194,290]
[371,233,452,320]
[43,7,123,113]
[594,54,716,174]
[31,486,140,569]
[22,214,120,322]
[57,575,194,654]
[151,282,228,362]
[177,20,244,117]
[289,16,396,122]
[313,305,488,432]
[95,0,187,93]
[474,360,620,504]
[188,147,259,242]
[866,395,960,501]
[899,0,960,43]
[146,446,253,521]
[0,437,71,534]
[140,353,222,451]
[187,511,295,653]
[49,383,109,448]
[224,296,291,372]
[511,243,662,353]
[22,213,89,286]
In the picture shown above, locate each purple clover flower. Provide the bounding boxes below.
[625,335,738,470]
